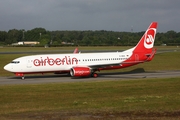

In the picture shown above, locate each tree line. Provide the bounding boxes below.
[0,28,180,46]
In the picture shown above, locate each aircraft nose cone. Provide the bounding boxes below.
[4,64,11,72]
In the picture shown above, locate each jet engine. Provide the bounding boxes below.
[70,67,91,77]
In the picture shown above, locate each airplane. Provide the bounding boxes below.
[4,22,158,80]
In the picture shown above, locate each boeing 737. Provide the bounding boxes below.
[4,22,158,79]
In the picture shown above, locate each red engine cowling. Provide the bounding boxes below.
[70,67,91,77]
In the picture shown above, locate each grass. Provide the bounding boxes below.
[0,46,131,52]
[0,45,179,52]
[0,77,180,119]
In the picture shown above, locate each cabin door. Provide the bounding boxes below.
[27,59,32,68]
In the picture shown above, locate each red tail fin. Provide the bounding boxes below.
[133,22,158,53]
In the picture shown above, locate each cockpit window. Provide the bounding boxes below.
[11,61,20,64]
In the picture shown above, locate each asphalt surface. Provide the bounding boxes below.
[0,70,180,85]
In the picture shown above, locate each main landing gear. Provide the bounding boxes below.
[91,69,100,78]
[92,73,98,78]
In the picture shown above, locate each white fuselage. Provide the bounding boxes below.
[4,50,133,73]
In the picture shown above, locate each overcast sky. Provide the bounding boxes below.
[0,0,179,32]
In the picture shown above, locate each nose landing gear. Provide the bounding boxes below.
[21,76,25,80]
[15,73,25,80]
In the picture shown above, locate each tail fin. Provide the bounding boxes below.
[133,22,158,53]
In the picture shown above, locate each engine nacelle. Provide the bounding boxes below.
[70,67,91,77]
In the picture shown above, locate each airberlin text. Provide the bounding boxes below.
[33,56,78,66]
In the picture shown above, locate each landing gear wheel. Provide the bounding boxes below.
[21,76,25,80]
[93,73,98,78]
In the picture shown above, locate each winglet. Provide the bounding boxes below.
[73,47,79,54]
